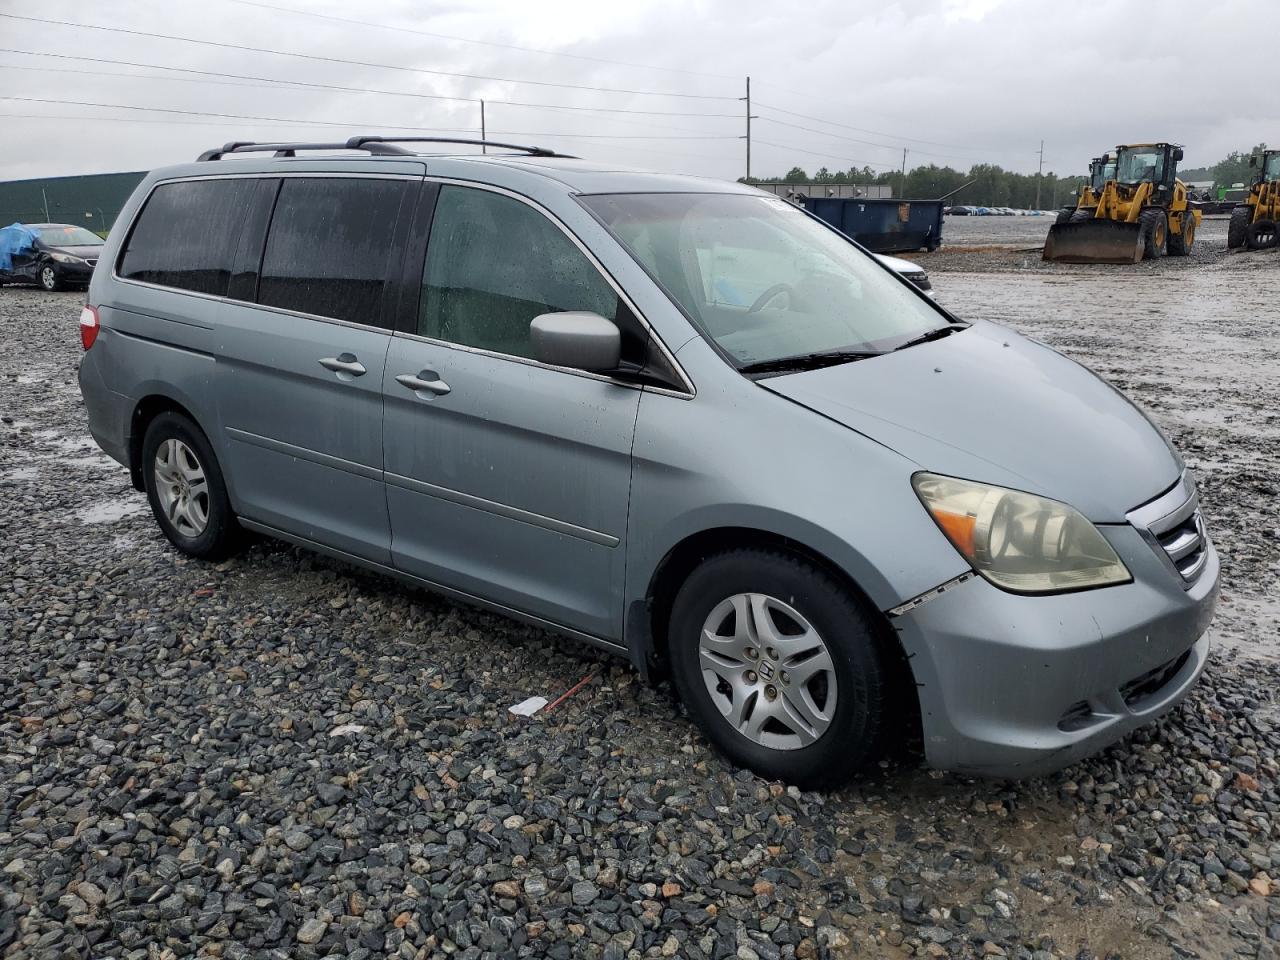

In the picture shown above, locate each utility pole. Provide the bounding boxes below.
[1034,139,1044,210]
[480,101,486,154]
[900,148,908,197]
[740,77,757,182]
[41,188,50,222]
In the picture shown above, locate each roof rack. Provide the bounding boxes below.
[196,136,572,162]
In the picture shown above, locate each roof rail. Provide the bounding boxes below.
[196,136,573,162]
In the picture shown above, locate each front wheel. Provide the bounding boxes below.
[668,549,893,788]
[1246,219,1279,251]
[39,264,62,291]
[1140,209,1168,259]
[141,411,240,560]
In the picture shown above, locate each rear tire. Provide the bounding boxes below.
[668,549,892,788]
[1246,219,1279,251]
[1227,205,1253,249]
[1140,209,1168,259]
[1167,209,1195,256]
[141,411,240,561]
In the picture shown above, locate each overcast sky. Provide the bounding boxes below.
[0,0,1275,184]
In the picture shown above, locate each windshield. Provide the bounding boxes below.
[580,192,946,369]
[1090,160,1114,193]
[1114,148,1164,184]
[37,225,103,247]
[1265,153,1280,182]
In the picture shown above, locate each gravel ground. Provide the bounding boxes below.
[2,234,1279,960]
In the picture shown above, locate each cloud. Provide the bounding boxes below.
[0,0,1275,184]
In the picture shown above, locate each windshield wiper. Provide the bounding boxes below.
[738,349,881,376]
[890,323,969,352]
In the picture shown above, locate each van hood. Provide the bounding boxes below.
[762,322,1181,522]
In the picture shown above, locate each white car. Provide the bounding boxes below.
[876,253,934,298]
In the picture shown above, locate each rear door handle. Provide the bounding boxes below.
[319,354,367,378]
[396,371,451,396]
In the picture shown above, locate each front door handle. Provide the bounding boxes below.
[396,371,451,396]
[319,354,367,378]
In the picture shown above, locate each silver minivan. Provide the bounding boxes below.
[78,137,1218,786]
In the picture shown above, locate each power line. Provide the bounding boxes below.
[0,13,739,101]
[754,100,1000,154]
[752,139,894,171]
[0,52,743,118]
[0,96,741,142]
[225,0,739,81]
[754,115,961,160]
[0,111,477,132]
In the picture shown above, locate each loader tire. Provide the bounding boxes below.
[1168,210,1195,257]
[1227,205,1252,249]
[1069,209,1093,223]
[1246,219,1279,251]
[1140,209,1168,259]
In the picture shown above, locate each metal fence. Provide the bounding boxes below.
[0,172,145,236]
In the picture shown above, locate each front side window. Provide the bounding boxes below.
[581,192,946,369]
[420,185,619,359]
[258,177,406,327]
[1115,148,1165,184]
[119,179,255,296]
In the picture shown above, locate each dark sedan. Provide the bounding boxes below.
[0,223,104,291]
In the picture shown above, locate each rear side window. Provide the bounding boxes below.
[257,178,406,326]
[420,185,619,359]
[119,179,254,296]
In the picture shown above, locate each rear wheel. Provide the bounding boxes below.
[1140,209,1168,259]
[1246,219,1279,250]
[668,549,892,788]
[1168,209,1195,256]
[1227,205,1253,249]
[39,264,62,292]
[141,411,240,560]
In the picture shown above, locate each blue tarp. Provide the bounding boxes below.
[0,223,37,272]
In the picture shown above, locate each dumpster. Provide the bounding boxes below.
[800,197,944,253]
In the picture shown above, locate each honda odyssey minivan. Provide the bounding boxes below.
[78,137,1218,786]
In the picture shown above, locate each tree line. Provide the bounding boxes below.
[749,143,1273,207]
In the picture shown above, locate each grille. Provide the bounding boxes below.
[1127,475,1208,588]
[1120,650,1191,707]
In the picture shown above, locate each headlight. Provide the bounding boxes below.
[912,473,1130,593]
[49,252,83,264]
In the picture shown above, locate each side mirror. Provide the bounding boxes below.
[530,311,621,372]
[1172,147,1184,162]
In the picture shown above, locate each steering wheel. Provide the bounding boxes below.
[747,282,794,314]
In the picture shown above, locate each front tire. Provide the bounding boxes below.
[1227,205,1252,249]
[1140,209,1168,259]
[668,549,892,788]
[1246,219,1278,251]
[141,411,240,560]
[39,264,62,291]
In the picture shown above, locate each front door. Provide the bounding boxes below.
[383,183,642,639]
[216,174,414,563]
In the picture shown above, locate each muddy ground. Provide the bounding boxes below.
[2,224,1280,960]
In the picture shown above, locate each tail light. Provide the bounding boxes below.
[79,305,100,350]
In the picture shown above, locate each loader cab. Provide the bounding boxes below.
[1252,151,1280,184]
[1090,155,1115,195]
[1113,143,1181,189]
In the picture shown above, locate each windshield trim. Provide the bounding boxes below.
[576,190,952,376]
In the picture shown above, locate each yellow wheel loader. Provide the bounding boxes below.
[1043,143,1200,263]
[1227,149,1280,251]
[1055,154,1116,224]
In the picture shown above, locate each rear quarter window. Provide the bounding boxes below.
[118,179,255,296]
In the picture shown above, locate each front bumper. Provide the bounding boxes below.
[52,260,96,283]
[893,521,1219,778]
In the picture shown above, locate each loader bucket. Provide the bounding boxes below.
[1042,220,1145,263]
